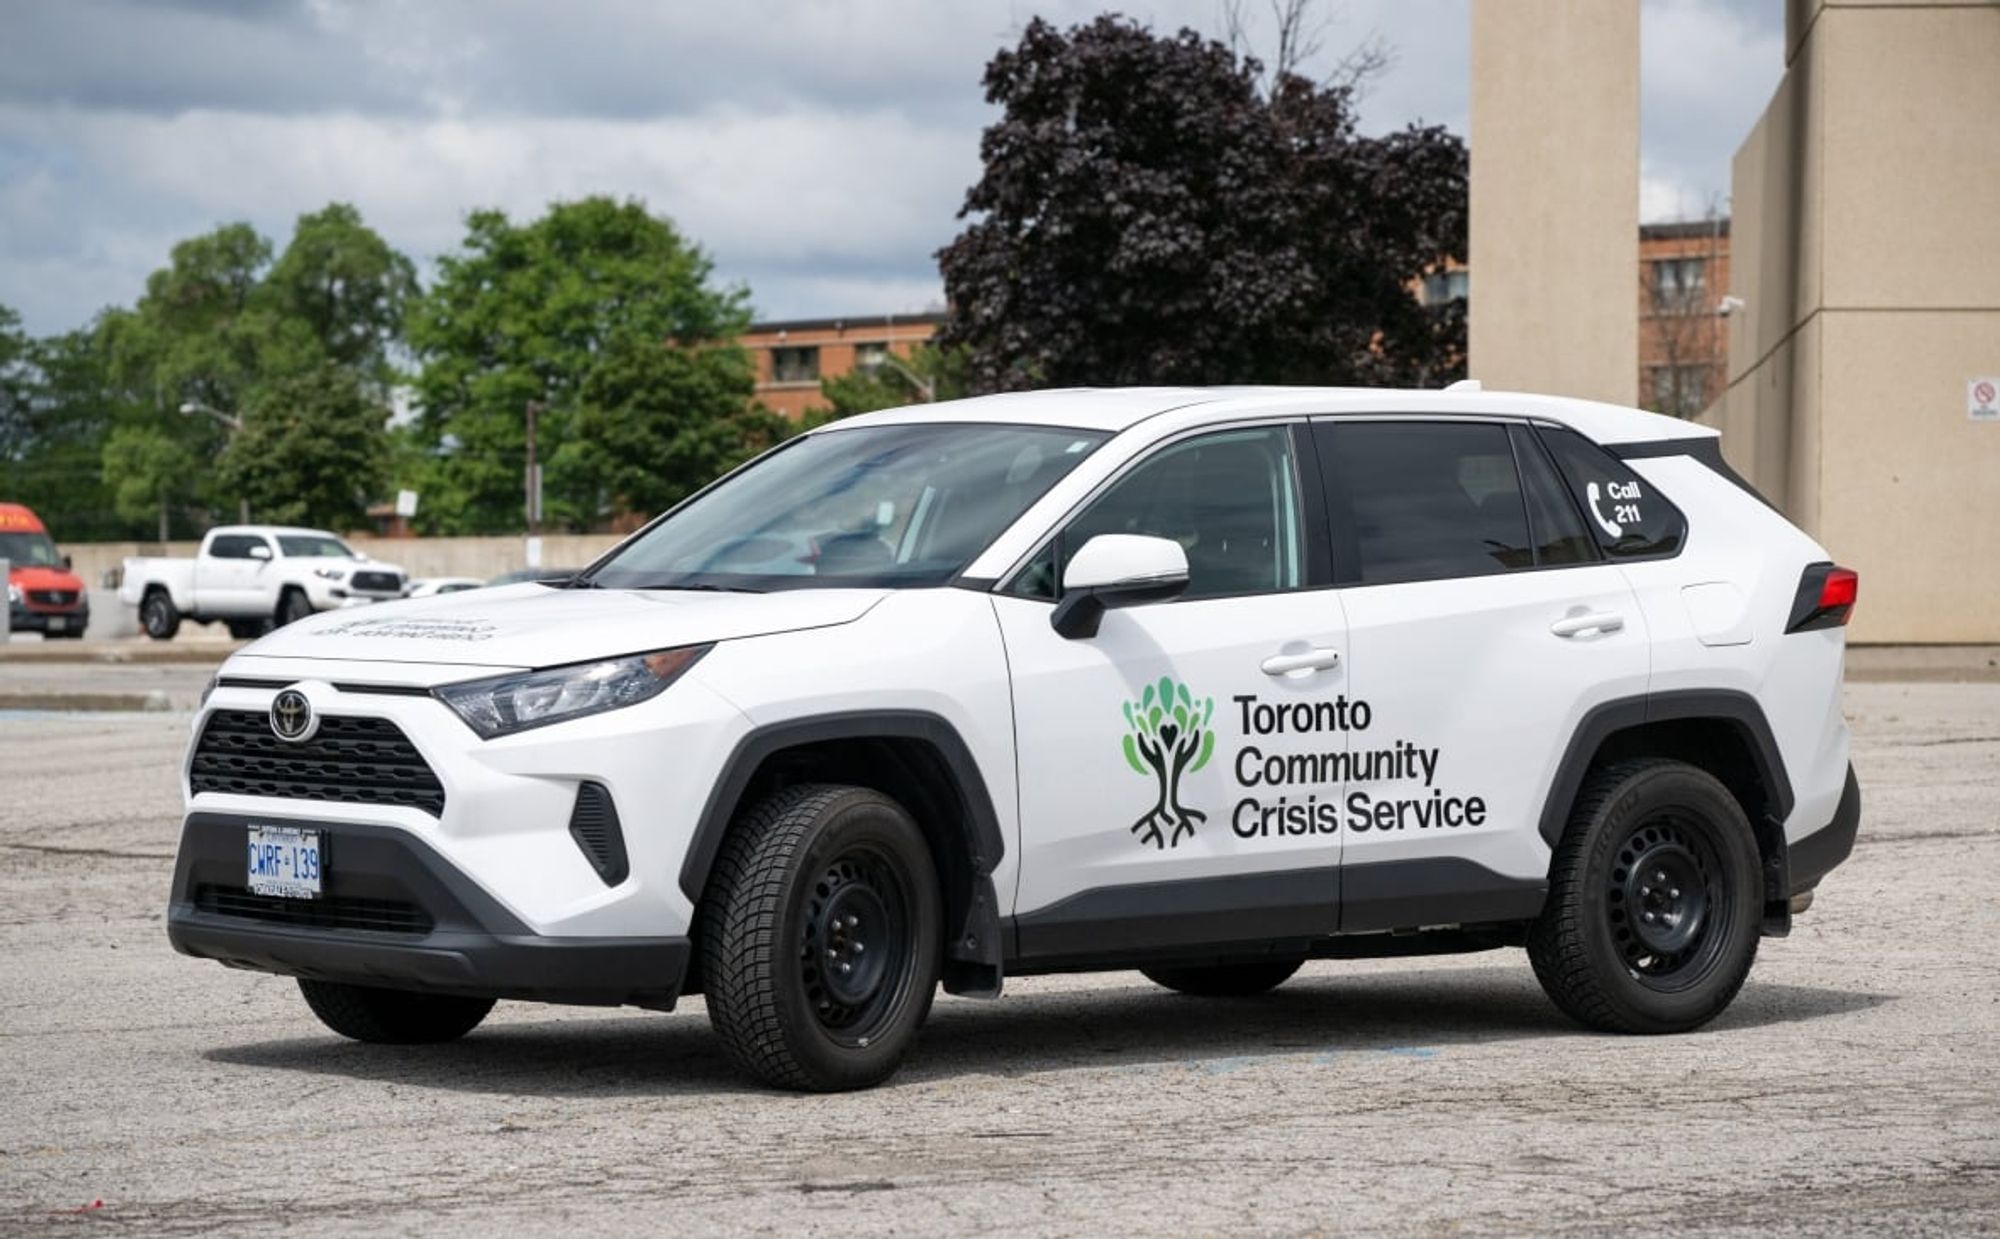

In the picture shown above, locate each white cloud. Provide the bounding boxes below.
[1640,0,1786,221]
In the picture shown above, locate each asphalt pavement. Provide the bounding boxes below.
[0,680,1996,1235]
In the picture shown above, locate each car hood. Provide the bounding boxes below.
[10,564,84,593]
[240,582,890,668]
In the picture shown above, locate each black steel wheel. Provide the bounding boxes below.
[1530,759,1762,1033]
[140,589,180,640]
[1142,959,1303,997]
[700,784,941,1091]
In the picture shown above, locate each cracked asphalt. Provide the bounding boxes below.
[1,678,1996,1235]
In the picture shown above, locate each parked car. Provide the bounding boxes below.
[407,577,486,598]
[120,526,409,639]
[1,502,89,639]
[166,386,1860,1092]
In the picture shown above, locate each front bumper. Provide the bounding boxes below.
[167,812,690,1008]
[8,602,88,634]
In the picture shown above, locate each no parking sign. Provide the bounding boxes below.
[1971,377,2000,422]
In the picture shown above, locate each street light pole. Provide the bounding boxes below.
[178,401,250,524]
[524,400,544,536]
[875,353,936,402]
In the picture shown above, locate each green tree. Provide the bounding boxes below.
[0,304,29,462]
[811,344,970,424]
[4,325,144,540]
[216,365,390,529]
[1121,677,1217,849]
[102,426,199,543]
[260,203,418,385]
[547,333,783,521]
[938,16,1466,389]
[407,197,753,533]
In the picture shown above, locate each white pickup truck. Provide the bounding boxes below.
[121,526,409,640]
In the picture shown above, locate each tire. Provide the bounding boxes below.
[699,784,942,1092]
[226,618,268,640]
[275,588,314,627]
[139,589,180,640]
[297,979,494,1044]
[1142,959,1303,997]
[1528,758,1762,1034]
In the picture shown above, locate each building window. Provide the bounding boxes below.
[1421,269,1469,305]
[1651,258,1707,300]
[854,341,890,372]
[1649,364,1712,418]
[770,346,820,384]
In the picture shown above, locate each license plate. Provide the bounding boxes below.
[46,617,65,632]
[247,826,322,899]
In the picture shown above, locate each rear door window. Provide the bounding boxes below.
[1510,425,1598,567]
[1316,421,1534,585]
[208,535,265,560]
[1535,425,1687,559]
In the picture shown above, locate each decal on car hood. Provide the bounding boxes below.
[242,582,890,666]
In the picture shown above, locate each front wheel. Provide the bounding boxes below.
[297,979,493,1044]
[1528,758,1762,1034]
[275,588,314,627]
[699,784,941,1091]
[1142,959,1303,997]
[140,590,180,640]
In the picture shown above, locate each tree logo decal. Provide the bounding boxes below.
[1121,676,1215,849]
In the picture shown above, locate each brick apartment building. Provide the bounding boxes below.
[748,222,1731,420]
[742,311,945,420]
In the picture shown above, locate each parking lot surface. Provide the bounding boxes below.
[2,681,1996,1234]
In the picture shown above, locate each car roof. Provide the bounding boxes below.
[205,525,347,538]
[829,385,1714,446]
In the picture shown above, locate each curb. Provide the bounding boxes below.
[0,690,179,712]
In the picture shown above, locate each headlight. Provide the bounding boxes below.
[434,645,711,739]
[314,567,346,581]
[5,582,17,604]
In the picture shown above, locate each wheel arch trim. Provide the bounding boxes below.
[1538,689,1796,849]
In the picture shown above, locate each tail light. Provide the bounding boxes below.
[1786,563,1858,633]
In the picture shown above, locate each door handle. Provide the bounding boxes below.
[1261,648,1341,675]
[1550,611,1625,638]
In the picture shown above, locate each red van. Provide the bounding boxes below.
[2,503,89,639]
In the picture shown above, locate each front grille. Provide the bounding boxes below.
[191,710,447,816]
[27,590,79,607]
[195,883,433,934]
[350,571,403,593]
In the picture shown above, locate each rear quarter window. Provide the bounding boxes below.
[1535,425,1686,559]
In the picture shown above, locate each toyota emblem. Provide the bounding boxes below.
[270,688,317,743]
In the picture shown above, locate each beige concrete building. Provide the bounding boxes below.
[1704,0,2000,642]
[1468,0,1639,406]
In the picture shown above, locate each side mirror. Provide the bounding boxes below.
[1050,534,1189,639]
[248,544,272,561]
[61,554,72,571]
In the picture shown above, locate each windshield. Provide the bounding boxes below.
[0,531,60,567]
[278,535,359,559]
[588,423,1107,591]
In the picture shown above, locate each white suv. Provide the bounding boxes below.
[167,387,1861,1091]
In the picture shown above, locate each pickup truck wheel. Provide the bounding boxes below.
[297,979,493,1044]
[1528,758,1761,1034]
[140,589,180,640]
[275,588,314,627]
[699,784,942,1092]
[1142,959,1303,997]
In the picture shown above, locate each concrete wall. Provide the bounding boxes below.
[1469,0,1639,404]
[1711,0,2000,642]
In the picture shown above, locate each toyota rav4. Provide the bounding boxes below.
[167,386,1862,1091]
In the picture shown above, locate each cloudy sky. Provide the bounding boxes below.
[0,0,1785,337]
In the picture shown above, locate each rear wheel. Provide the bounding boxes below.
[297,979,493,1044]
[275,588,314,627]
[140,589,180,640]
[1528,758,1762,1034]
[700,784,941,1091]
[1142,959,1303,997]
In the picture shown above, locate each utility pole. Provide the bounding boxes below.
[524,400,544,535]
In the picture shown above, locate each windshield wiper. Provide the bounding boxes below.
[636,582,766,594]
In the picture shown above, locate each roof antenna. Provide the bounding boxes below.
[1444,378,1482,392]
